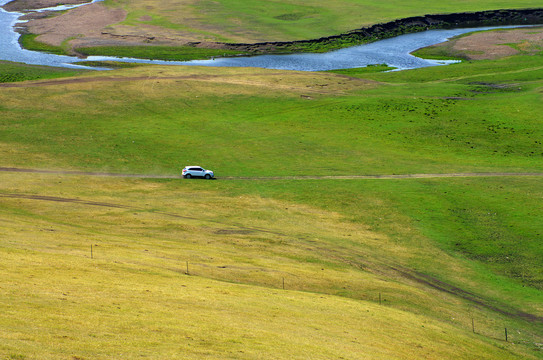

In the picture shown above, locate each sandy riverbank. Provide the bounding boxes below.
[2,0,90,12]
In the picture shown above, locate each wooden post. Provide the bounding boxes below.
[282,277,285,290]
[91,245,93,259]
[471,317,475,333]
[505,328,508,342]
[186,261,189,275]
[379,292,382,305]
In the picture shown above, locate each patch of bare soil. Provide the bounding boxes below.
[2,0,89,12]
[15,1,220,51]
[19,3,126,49]
[443,27,543,60]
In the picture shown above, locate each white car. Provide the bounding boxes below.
[182,166,214,179]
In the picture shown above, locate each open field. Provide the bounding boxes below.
[0,30,542,358]
[1,173,542,359]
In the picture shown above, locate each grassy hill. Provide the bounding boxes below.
[1,32,542,358]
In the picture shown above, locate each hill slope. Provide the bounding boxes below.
[0,31,542,358]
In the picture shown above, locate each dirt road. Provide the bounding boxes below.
[1,166,542,180]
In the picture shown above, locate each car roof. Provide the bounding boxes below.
[184,165,202,168]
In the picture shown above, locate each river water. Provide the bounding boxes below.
[0,0,535,71]
[0,0,107,68]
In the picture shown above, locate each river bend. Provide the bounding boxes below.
[0,0,537,70]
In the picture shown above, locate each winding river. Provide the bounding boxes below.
[0,0,537,71]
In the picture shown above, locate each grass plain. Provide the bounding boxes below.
[1,29,543,359]
[0,60,87,83]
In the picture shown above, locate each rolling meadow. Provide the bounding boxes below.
[1,20,543,360]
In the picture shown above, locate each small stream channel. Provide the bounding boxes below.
[0,0,538,71]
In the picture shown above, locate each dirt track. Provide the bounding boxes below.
[1,166,542,180]
[391,265,543,323]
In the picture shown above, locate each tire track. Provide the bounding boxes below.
[0,192,286,237]
[390,265,543,323]
[1,167,542,180]
[0,167,179,179]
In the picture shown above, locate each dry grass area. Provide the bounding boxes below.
[1,172,537,359]
[0,65,378,99]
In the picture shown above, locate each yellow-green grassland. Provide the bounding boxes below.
[0,13,542,360]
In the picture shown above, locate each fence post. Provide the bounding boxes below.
[505,327,508,342]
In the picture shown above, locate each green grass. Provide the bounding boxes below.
[0,56,541,282]
[411,45,469,61]
[76,45,249,61]
[1,34,542,358]
[18,34,68,56]
[216,177,543,291]
[2,57,541,175]
[325,64,395,74]
[102,0,543,44]
[73,60,147,69]
[0,61,88,83]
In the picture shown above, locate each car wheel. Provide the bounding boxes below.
[185,174,191,179]
[205,174,211,179]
